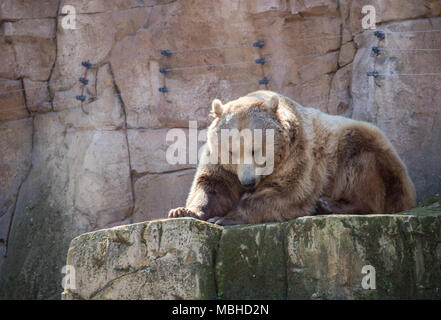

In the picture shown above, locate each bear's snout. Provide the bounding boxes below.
[237,164,259,188]
[241,177,256,188]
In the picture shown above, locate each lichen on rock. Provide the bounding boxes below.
[62,218,222,300]
[63,199,441,300]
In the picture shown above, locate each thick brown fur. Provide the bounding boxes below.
[168,90,416,225]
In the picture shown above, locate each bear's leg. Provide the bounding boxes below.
[207,214,248,226]
[318,197,372,215]
[327,150,387,214]
[168,207,206,219]
[208,189,314,225]
[314,198,333,215]
[168,174,243,221]
[331,126,416,214]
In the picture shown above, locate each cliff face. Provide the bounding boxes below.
[62,200,441,300]
[0,0,440,299]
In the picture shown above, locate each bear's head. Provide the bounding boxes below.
[206,95,296,189]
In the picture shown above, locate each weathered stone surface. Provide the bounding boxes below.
[215,222,287,300]
[328,63,352,116]
[286,206,441,299]
[0,118,32,216]
[65,0,147,14]
[3,19,56,39]
[0,212,11,271]
[13,39,56,81]
[53,64,124,130]
[128,128,206,175]
[133,169,195,223]
[50,7,149,97]
[0,118,32,270]
[338,41,356,67]
[129,129,187,174]
[72,131,133,227]
[0,0,59,20]
[23,79,52,113]
[246,0,290,14]
[247,0,339,16]
[62,218,222,299]
[252,10,341,112]
[0,80,28,122]
[110,0,273,129]
[2,18,56,82]
[351,17,441,200]
[0,37,18,79]
[0,111,133,299]
[289,0,339,15]
[63,200,441,300]
[298,52,339,83]
[347,0,441,34]
[280,75,332,113]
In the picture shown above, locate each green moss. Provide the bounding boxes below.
[418,196,441,207]
[58,198,441,300]
[215,222,287,299]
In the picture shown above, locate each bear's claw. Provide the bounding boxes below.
[168,207,208,220]
[207,216,224,225]
[168,207,195,218]
[208,216,243,226]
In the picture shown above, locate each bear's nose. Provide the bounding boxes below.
[242,179,256,188]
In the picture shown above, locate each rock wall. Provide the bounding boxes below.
[62,200,441,300]
[1,0,440,299]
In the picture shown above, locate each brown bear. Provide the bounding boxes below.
[168,90,416,225]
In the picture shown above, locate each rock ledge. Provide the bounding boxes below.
[63,201,441,300]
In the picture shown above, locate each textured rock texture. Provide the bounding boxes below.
[352,17,441,201]
[0,0,440,299]
[62,218,222,300]
[0,118,32,271]
[63,199,441,300]
[286,209,441,299]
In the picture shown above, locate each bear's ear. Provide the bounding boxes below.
[269,96,279,113]
[211,98,224,118]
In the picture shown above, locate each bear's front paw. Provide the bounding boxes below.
[168,207,207,220]
[207,215,246,226]
[207,216,223,225]
[168,207,195,218]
